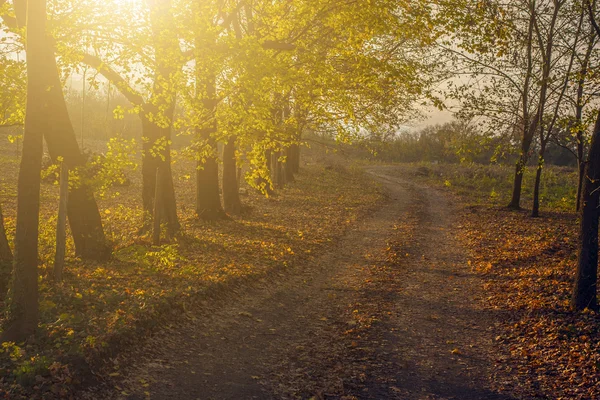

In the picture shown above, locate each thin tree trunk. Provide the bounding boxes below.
[508,160,526,210]
[0,203,12,300]
[531,153,544,218]
[575,26,595,212]
[2,0,46,342]
[284,146,295,183]
[196,146,224,220]
[291,143,300,174]
[237,166,243,188]
[272,150,284,189]
[53,162,68,282]
[141,112,180,235]
[508,119,537,210]
[509,10,536,211]
[153,167,163,246]
[573,111,600,311]
[577,160,585,212]
[222,137,242,215]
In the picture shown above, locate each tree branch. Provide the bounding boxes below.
[587,0,600,38]
[80,53,145,107]
[0,0,17,29]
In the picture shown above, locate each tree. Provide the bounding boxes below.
[72,0,182,235]
[531,0,580,217]
[1,0,110,260]
[2,0,47,342]
[572,109,600,310]
[572,0,600,311]
[222,136,242,214]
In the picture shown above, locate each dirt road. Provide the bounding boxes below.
[89,166,510,400]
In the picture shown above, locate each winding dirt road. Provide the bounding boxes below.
[89,166,511,400]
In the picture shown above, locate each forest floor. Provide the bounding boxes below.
[84,165,511,400]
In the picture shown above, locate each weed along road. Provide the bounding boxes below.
[86,166,508,400]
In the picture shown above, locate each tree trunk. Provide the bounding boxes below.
[508,161,526,210]
[577,159,585,212]
[222,137,242,215]
[53,162,68,282]
[572,111,600,311]
[140,111,180,236]
[291,143,300,174]
[12,0,109,261]
[140,0,181,236]
[194,66,224,220]
[196,146,224,220]
[508,11,535,211]
[254,148,274,195]
[284,146,295,183]
[0,204,12,300]
[532,141,547,218]
[272,150,284,189]
[152,167,163,246]
[2,0,46,342]
[508,121,536,210]
[575,26,594,212]
[531,158,543,218]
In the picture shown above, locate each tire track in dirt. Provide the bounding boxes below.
[87,165,510,400]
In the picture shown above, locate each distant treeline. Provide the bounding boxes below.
[372,121,578,168]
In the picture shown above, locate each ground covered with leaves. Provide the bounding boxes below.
[0,139,382,398]
[402,163,600,399]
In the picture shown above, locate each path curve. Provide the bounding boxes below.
[88,165,510,400]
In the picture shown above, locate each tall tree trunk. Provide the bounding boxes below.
[194,53,224,220]
[222,137,242,215]
[577,159,585,212]
[254,148,274,195]
[141,114,180,236]
[2,0,46,342]
[531,154,544,218]
[290,143,300,174]
[508,120,537,210]
[575,27,595,212]
[508,159,527,210]
[0,204,12,300]
[12,0,109,260]
[509,10,536,211]
[140,0,181,236]
[272,150,284,189]
[572,111,600,311]
[284,146,295,183]
[527,0,561,216]
[53,163,68,282]
[196,141,224,220]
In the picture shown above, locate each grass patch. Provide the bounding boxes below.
[403,162,578,212]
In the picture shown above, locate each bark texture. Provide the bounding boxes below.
[196,144,224,220]
[141,0,181,235]
[573,111,600,311]
[3,0,46,342]
[222,137,242,215]
[284,146,295,183]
